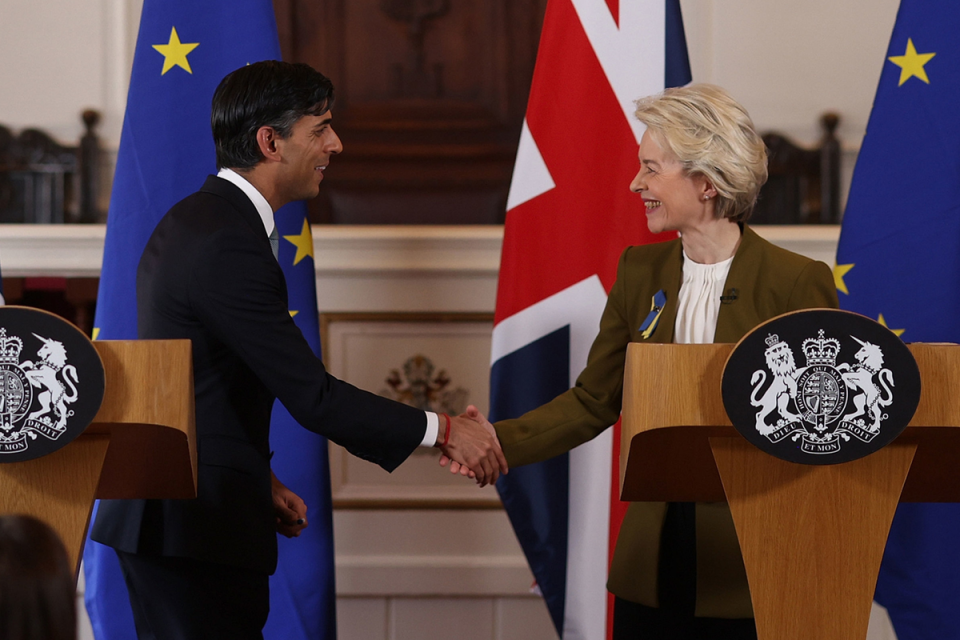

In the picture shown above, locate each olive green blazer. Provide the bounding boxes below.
[494,225,839,618]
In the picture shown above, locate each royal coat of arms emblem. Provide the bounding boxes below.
[723,310,920,465]
[0,329,80,453]
[752,330,896,454]
[0,307,105,463]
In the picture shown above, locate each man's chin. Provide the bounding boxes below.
[295,185,322,202]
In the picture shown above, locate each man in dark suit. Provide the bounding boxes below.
[91,61,506,640]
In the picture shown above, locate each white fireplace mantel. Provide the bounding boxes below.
[0,224,840,313]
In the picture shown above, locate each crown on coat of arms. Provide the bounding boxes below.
[802,330,840,367]
[0,329,23,365]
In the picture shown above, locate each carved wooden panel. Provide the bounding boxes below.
[274,0,547,224]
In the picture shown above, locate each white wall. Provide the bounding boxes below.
[0,0,141,144]
[678,0,902,210]
[680,0,901,146]
[2,0,902,155]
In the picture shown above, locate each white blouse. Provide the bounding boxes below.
[673,250,734,345]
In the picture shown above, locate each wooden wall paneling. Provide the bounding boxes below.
[273,0,547,224]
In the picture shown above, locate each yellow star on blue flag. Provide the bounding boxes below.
[876,313,905,337]
[833,264,853,295]
[152,27,199,75]
[283,219,314,266]
[888,38,936,86]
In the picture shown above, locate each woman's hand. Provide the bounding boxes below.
[439,405,501,484]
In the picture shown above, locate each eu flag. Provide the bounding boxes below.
[83,2,336,638]
[836,1,960,638]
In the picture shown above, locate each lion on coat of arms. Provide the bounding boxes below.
[750,335,803,436]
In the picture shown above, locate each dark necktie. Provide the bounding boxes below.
[269,227,279,261]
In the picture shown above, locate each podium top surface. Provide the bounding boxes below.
[620,342,960,502]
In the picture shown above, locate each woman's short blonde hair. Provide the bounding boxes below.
[633,84,767,222]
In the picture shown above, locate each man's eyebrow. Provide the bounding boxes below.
[313,116,333,129]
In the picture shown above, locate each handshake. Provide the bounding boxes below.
[436,406,507,487]
[273,406,506,539]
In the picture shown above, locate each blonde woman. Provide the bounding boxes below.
[450,85,838,638]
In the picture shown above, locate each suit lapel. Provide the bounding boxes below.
[715,225,759,343]
[650,240,683,344]
[200,175,289,307]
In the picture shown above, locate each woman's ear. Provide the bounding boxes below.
[700,178,718,201]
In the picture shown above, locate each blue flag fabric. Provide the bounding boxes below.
[83,2,336,639]
[835,2,960,638]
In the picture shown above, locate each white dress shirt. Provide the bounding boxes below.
[216,168,439,446]
[674,250,734,345]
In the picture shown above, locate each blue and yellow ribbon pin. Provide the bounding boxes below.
[639,290,667,339]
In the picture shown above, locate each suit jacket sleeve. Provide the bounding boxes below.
[190,225,425,471]
[494,250,633,467]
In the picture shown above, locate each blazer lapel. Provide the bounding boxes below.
[650,240,683,343]
[715,225,758,343]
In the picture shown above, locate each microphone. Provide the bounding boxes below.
[720,288,738,304]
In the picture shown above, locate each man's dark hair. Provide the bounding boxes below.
[211,60,335,170]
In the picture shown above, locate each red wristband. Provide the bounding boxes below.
[440,413,451,447]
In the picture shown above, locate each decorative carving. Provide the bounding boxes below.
[380,0,450,98]
[380,354,469,414]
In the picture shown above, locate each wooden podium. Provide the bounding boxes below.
[0,340,196,578]
[621,342,960,640]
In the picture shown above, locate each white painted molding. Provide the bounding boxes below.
[311,225,503,275]
[0,224,840,313]
[0,224,503,277]
[336,555,536,597]
[0,224,839,277]
[0,225,108,277]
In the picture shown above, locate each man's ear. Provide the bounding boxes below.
[255,126,282,162]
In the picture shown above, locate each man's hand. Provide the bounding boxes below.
[271,470,308,538]
[438,405,507,487]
